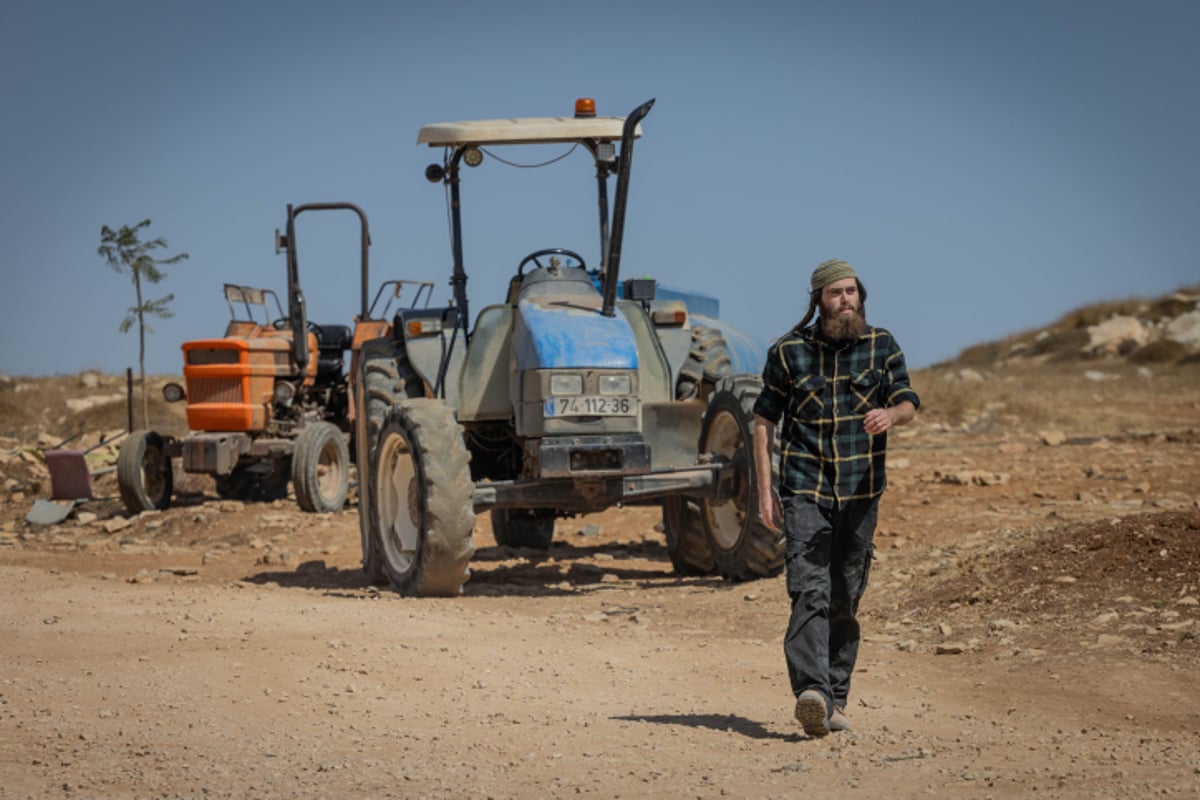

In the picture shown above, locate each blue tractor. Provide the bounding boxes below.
[354,98,784,595]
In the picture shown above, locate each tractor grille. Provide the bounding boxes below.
[188,377,243,404]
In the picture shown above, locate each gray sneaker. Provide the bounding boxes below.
[794,690,829,737]
[828,706,852,732]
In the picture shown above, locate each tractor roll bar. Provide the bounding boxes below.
[278,202,372,371]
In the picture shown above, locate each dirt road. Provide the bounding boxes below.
[3,362,1200,798]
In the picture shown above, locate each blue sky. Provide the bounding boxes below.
[2,0,1197,378]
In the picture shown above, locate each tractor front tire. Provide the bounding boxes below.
[357,345,425,585]
[118,431,174,513]
[698,376,785,581]
[371,399,475,597]
[662,496,715,576]
[292,421,350,513]
[491,508,555,550]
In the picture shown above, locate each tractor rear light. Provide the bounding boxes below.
[406,318,443,337]
[574,98,596,118]
[550,374,584,396]
[273,381,296,406]
[162,382,186,403]
[651,309,688,326]
[598,374,631,395]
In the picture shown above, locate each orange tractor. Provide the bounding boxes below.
[117,202,432,514]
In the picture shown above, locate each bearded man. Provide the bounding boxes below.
[752,258,920,737]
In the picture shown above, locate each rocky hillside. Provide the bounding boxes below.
[942,285,1200,369]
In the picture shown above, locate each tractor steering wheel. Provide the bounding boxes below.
[272,318,321,334]
[518,248,587,277]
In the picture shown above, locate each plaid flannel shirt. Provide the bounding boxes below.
[753,323,920,507]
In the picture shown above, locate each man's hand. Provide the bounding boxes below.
[864,400,916,435]
[753,415,782,531]
[863,407,894,435]
[758,486,783,532]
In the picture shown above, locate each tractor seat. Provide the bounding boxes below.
[313,324,352,376]
[313,324,353,352]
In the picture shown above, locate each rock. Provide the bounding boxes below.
[1159,619,1195,632]
[937,470,1008,486]
[889,458,910,470]
[1084,370,1116,382]
[103,517,133,533]
[1164,310,1200,348]
[1085,315,1148,355]
[76,511,98,525]
[935,643,966,655]
[65,394,125,413]
[1176,596,1198,607]
[958,368,985,383]
[38,432,64,448]
[1039,430,1066,447]
[1089,612,1119,628]
[578,524,601,538]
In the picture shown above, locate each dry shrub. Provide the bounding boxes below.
[1130,339,1189,365]
[948,341,1003,369]
[1054,298,1149,330]
[65,397,188,438]
[1036,328,1091,361]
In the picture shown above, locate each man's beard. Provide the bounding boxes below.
[821,308,867,341]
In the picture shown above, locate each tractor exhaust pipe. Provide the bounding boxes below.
[601,98,655,318]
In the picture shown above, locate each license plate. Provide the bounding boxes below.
[544,396,637,417]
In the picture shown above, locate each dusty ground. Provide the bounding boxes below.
[2,358,1199,799]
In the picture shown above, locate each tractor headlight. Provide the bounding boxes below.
[550,374,584,396]
[162,382,186,403]
[273,381,296,406]
[598,374,631,395]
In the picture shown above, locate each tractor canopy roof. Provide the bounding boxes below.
[417,115,643,147]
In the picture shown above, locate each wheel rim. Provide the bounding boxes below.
[141,445,167,504]
[316,438,344,503]
[376,430,420,573]
[704,406,749,551]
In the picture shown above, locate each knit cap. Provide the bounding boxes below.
[810,259,858,292]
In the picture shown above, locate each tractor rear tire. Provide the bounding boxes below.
[491,508,555,550]
[292,421,350,513]
[371,398,475,597]
[698,376,785,581]
[118,431,174,513]
[676,326,732,401]
[357,345,425,585]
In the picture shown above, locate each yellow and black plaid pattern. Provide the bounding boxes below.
[753,324,920,507]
